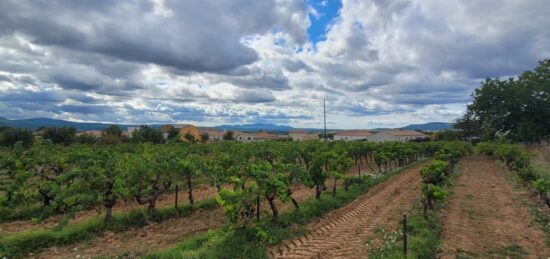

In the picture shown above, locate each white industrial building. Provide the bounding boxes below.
[333,130,372,141]
[369,130,429,142]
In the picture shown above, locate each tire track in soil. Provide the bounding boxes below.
[439,156,550,258]
[270,162,424,259]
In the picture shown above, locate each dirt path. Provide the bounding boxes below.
[269,162,424,259]
[439,156,550,258]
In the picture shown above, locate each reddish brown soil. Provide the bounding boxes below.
[0,183,223,235]
[439,156,550,258]
[30,162,383,258]
[33,182,317,258]
[269,162,425,259]
[1,161,382,236]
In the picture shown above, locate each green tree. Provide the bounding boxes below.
[102,125,122,144]
[466,59,550,142]
[42,127,76,145]
[223,131,234,141]
[0,126,34,148]
[131,125,164,144]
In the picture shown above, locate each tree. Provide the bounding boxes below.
[76,134,99,144]
[435,130,460,141]
[223,131,235,141]
[167,127,179,140]
[200,133,209,143]
[102,125,122,144]
[0,126,34,148]
[453,110,481,141]
[184,132,197,143]
[465,59,550,143]
[131,125,164,144]
[42,127,76,145]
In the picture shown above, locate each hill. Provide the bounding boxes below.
[401,122,452,131]
[0,117,133,131]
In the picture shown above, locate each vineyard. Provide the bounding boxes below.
[0,140,451,257]
[1,140,549,258]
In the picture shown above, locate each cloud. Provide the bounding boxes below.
[1,0,549,128]
[0,0,308,73]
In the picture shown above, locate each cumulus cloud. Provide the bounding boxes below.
[0,0,549,128]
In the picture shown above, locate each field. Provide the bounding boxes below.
[1,141,550,258]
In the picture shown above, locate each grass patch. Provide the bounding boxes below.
[146,160,427,259]
[0,204,58,223]
[0,199,218,257]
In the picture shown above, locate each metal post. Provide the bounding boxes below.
[403,215,408,257]
[175,184,179,210]
[323,98,327,142]
[256,195,260,222]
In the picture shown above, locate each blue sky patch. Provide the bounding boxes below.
[307,0,342,44]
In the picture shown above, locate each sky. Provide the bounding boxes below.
[0,0,549,129]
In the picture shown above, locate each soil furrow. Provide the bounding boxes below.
[270,162,424,259]
[439,156,550,258]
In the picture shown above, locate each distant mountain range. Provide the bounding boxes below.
[0,117,453,132]
[0,117,136,131]
[401,122,453,131]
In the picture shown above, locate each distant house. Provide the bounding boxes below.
[76,130,103,138]
[159,124,175,139]
[202,129,225,141]
[289,130,318,141]
[333,130,372,141]
[125,127,139,137]
[236,131,280,142]
[177,125,201,142]
[369,130,429,142]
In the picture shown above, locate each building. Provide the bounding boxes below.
[333,130,372,141]
[76,130,103,138]
[125,127,139,137]
[178,125,201,142]
[288,130,318,141]
[369,130,429,142]
[202,129,225,141]
[236,131,280,142]
[160,124,176,139]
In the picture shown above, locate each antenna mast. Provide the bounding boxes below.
[323,98,327,142]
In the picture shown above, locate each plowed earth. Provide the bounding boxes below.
[269,162,424,259]
[439,156,550,258]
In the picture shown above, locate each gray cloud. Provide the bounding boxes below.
[1,0,549,128]
[234,89,276,103]
[0,0,308,73]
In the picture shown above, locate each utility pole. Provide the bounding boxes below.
[323,98,327,142]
